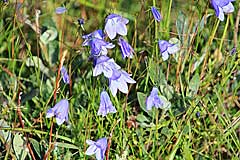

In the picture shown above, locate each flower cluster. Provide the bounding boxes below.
[82,14,136,97]
[82,13,137,160]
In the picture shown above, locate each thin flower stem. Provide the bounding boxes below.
[234,4,240,48]
[153,0,159,59]
[16,90,36,160]
[106,119,121,160]
[53,13,66,104]
[200,20,220,79]
[154,109,159,155]
[219,15,229,52]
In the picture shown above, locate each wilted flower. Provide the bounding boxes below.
[105,14,129,40]
[85,137,108,160]
[109,70,136,97]
[158,40,180,61]
[146,87,163,110]
[55,7,67,14]
[77,18,84,25]
[82,30,115,56]
[61,66,70,84]
[93,55,121,78]
[151,7,162,22]
[98,91,116,116]
[230,47,236,55]
[211,0,235,21]
[118,37,134,59]
[46,99,69,125]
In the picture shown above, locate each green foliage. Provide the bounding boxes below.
[0,0,240,159]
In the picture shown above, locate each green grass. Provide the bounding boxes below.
[0,0,240,159]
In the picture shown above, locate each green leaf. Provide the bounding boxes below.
[137,92,154,117]
[29,138,41,159]
[176,11,189,43]
[137,92,147,113]
[0,119,11,142]
[189,73,200,95]
[159,95,171,110]
[55,142,79,150]
[148,59,167,86]
[136,114,150,123]
[182,141,194,160]
[40,27,58,45]
[160,84,174,100]
[26,56,50,76]
[64,151,73,160]
[13,133,28,160]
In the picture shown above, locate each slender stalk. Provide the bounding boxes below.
[219,15,229,51]
[200,20,220,79]
[153,0,159,59]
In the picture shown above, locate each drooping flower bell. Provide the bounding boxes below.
[146,87,163,110]
[61,66,70,84]
[118,37,134,59]
[211,0,235,21]
[82,30,115,56]
[151,6,162,22]
[55,7,67,14]
[85,137,108,160]
[158,40,180,61]
[93,55,121,78]
[97,91,117,116]
[104,14,129,40]
[46,99,69,125]
[108,70,136,97]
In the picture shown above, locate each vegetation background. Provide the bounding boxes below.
[0,0,240,159]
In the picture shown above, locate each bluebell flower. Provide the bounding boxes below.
[85,137,108,160]
[151,7,162,22]
[98,91,116,116]
[82,30,115,56]
[118,37,134,59]
[55,7,67,14]
[211,0,235,21]
[158,40,180,61]
[46,99,69,125]
[109,70,136,97]
[82,30,105,46]
[93,55,121,78]
[146,87,163,110]
[105,14,129,40]
[61,66,70,84]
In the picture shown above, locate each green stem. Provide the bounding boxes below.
[153,0,159,59]
[0,127,74,143]
[219,15,229,52]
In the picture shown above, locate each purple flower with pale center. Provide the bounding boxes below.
[211,0,235,21]
[98,91,116,116]
[61,66,70,84]
[93,55,121,78]
[104,14,129,40]
[109,70,136,97]
[151,7,162,22]
[146,87,163,110]
[158,40,180,61]
[85,137,108,160]
[82,30,115,56]
[55,7,67,14]
[118,37,134,59]
[46,99,69,125]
